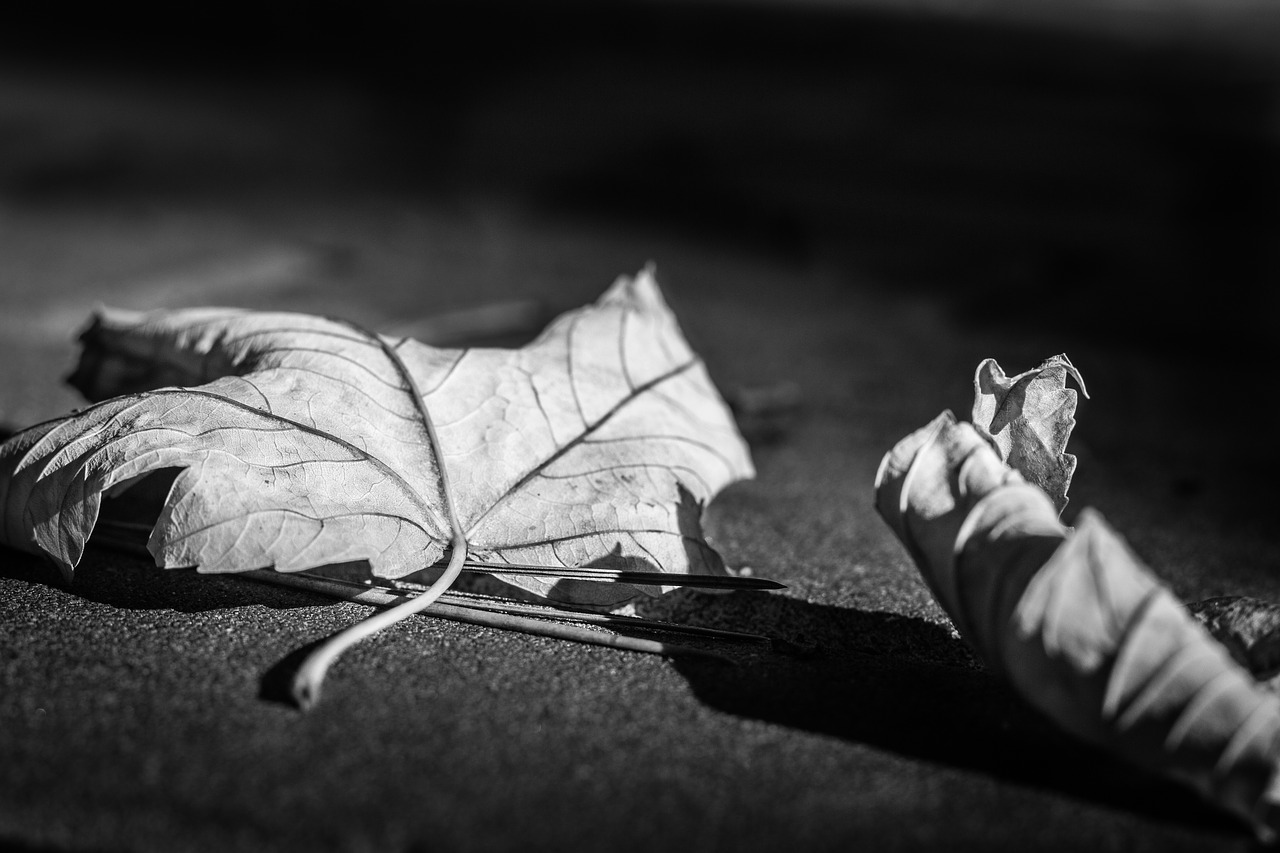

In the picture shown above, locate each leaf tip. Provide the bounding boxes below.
[972,357,1004,385]
[604,264,670,317]
[290,675,322,712]
[1040,353,1089,400]
[50,557,75,585]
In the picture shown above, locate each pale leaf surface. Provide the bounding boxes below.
[0,269,753,605]
[876,413,1280,841]
[972,353,1087,513]
[1190,597,1280,682]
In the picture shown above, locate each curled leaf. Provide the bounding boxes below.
[972,353,1087,513]
[1191,597,1280,682]
[876,413,1280,841]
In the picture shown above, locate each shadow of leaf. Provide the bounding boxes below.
[0,541,338,615]
[0,466,364,615]
[655,591,1238,835]
[257,634,334,707]
[0,540,352,707]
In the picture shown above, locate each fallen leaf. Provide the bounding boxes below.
[0,268,755,607]
[1190,596,1280,682]
[972,353,1087,513]
[877,411,1280,842]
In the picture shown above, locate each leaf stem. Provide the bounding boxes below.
[288,546,468,710]
[290,324,473,710]
[249,569,771,644]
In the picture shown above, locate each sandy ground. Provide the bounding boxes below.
[2,6,1280,851]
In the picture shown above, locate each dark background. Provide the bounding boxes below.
[4,0,1278,350]
[3,3,1280,852]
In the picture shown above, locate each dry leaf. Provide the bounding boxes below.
[1191,597,1280,682]
[0,268,754,607]
[972,353,1086,513]
[876,412,1280,841]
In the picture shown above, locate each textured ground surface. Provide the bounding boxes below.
[2,6,1280,852]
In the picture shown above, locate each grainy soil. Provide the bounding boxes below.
[2,6,1279,851]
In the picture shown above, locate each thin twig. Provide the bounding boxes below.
[246,570,731,662]
[457,560,785,591]
[436,589,770,644]
[89,515,770,679]
[339,575,770,643]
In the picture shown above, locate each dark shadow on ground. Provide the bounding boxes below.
[0,544,379,709]
[0,466,352,615]
[256,634,337,706]
[0,834,68,853]
[0,539,1249,834]
[0,543,332,614]
[660,592,1240,836]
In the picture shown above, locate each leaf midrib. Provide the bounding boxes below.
[463,358,700,538]
[341,320,468,558]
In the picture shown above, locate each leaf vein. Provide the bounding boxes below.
[463,357,700,535]
[267,365,422,423]
[420,350,468,397]
[565,313,588,425]
[264,346,405,391]
[619,309,635,391]
[533,461,713,495]
[161,507,432,549]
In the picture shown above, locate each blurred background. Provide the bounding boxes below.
[4,2,1278,355]
[3,0,1279,531]
[4,5,1280,850]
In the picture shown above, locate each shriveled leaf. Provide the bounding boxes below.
[0,269,754,607]
[876,413,1280,842]
[972,353,1087,513]
[1190,596,1280,682]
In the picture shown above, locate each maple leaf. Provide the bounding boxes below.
[0,269,755,608]
[971,353,1087,513]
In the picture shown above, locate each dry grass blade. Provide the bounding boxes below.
[458,559,785,591]
[402,584,771,644]
[245,570,734,663]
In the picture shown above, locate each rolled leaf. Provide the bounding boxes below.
[875,413,1280,840]
[972,354,1086,513]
